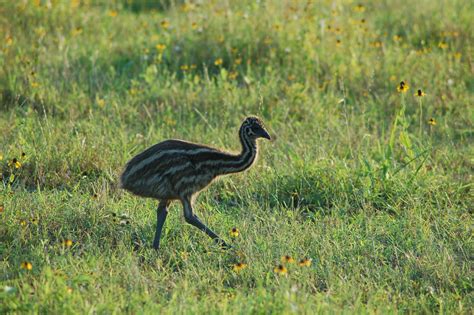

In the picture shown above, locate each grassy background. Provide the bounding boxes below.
[1,0,472,313]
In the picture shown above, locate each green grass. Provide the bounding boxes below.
[1,0,473,313]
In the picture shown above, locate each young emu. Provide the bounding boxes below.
[120,117,271,250]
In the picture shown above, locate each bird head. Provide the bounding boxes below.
[241,116,271,141]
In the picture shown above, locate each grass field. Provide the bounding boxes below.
[1,0,473,313]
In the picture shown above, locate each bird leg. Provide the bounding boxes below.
[182,198,230,249]
[153,200,170,250]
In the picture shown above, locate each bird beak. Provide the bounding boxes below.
[260,129,271,140]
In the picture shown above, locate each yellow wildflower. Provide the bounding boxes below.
[6,36,13,46]
[71,27,82,36]
[20,261,33,270]
[0,205,4,213]
[180,65,189,71]
[428,118,436,126]
[354,4,365,12]
[108,10,118,17]
[214,58,223,66]
[371,41,382,48]
[20,220,27,227]
[298,258,312,267]
[63,239,73,247]
[230,227,240,237]
[229,71,238,80]
[397,81,409,93]
[234,58,242,65]
[438,42,448,49]
[274,264,288,275]
[393,35,402,42]
[97,98,105,108]
[191,22,198,30]
[156,44,166,52]
[415,89,426,97]
[233,262,247,272]
[8,158,21,169]
[281,255,295,263]
[161,20,170,29]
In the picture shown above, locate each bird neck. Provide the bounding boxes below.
[218,127,257,176]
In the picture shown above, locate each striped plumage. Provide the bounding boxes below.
[121,116,271,250]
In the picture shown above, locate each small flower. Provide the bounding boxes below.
[393,35,403,42]
[415,89,426,97]
[336,39,342,47]
[8,158,21,169]
[161,20,170,29]
[71,27,82,36]
[354,4,365,12]
[66,287,73,294]
[232,262,247,272]
[21,152,26,158]
[397,81,409,93]
[180,64,189,71]
[108,10,118,17]
[0,153,3,161]
[229,72,238,80]
[371,41,383,48]
[96,98,105,108]
[234,58,242,65]
[428,118,436,126]
[20,261,33,270]
[274,264,288,275]
[230,227,240,237]
[30,82,40,88]
[214,58,223,66]
[5,36,13,46]
[20,220,27,227]
[191,22,199,30]
[438,42,448,49]
[156,44,166,52]
[63,239,73,247]
[298,258,312,267]
[281,255,295,263]
[0,205,3,213]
